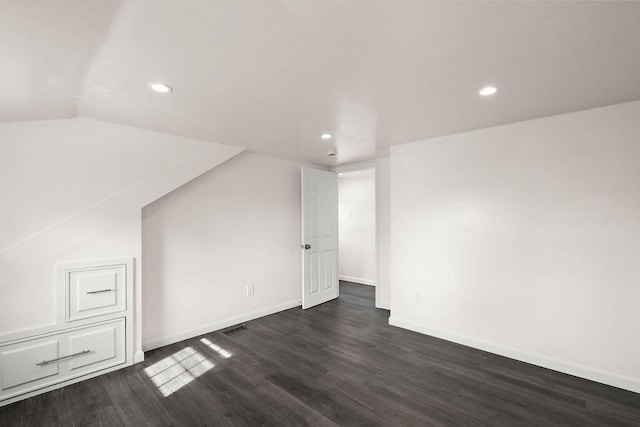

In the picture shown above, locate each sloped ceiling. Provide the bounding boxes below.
[0,117,243,253]
[2,0,640,166]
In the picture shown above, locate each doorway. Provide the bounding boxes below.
[334,162,382,308]
[338,168,376,284]
[301,160,389,311]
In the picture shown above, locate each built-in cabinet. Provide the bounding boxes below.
[0,258,134,406]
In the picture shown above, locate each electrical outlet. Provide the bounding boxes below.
[414,292,422,303]
[246,284,255,296]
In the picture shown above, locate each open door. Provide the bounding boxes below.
[301,167,338,309]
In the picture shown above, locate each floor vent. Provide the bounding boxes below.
[221,324,246,336]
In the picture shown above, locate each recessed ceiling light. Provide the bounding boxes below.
[321,133,333,140]
[479,86,497,96]
[148,82,173,93]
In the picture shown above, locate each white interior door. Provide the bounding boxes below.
[301,167,338,309]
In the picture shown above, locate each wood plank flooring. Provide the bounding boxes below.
[2,281,640,426]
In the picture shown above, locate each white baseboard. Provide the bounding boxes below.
[376,300,390,310]
[388,316,640,395]
[133,350,145,364]
[142,299,301,352]
[339,275,376,286]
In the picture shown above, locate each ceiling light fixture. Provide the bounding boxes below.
[321,133,333,140]
[148,82,173,93]
[479,86,497,96]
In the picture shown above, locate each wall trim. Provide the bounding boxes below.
[142,299,302,352]
[339,275,376,286]
[133,350,145,363]
[376,300,390,310]
[388,316,640,395]
[333,160,380,174]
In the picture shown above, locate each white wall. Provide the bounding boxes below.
[377,157,391,309]
[389,100,640,393]
[0,118,242,360]
[338,169,376,286]
[141,152,303,350]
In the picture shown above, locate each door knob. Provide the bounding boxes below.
[301,244,311,249]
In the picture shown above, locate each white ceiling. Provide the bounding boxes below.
[2,0,640,166]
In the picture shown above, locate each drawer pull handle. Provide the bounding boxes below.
[36,350,91,366]
[86,289,114,294]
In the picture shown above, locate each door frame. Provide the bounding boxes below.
[333,160,382,308]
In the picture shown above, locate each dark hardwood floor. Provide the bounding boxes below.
[2,281,640,426]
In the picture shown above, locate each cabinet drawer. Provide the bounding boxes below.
[67,321,124,373]
[0,318,125,402]
[67,264,127,322]
[1,339,60,391]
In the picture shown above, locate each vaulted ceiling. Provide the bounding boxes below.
[2,0,640,166]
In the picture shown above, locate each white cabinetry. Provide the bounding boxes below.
[0,258,134,406]
[66,264,127,322]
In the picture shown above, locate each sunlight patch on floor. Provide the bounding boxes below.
[201,337,233,358]
[144,346,214,397]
